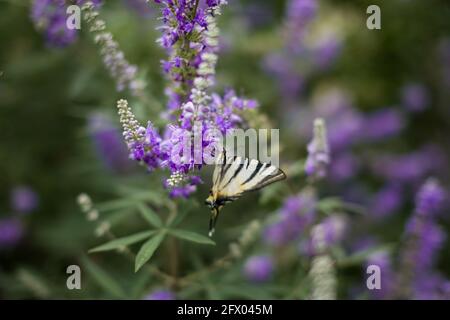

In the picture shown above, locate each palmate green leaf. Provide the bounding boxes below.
[81,256,126,298]
[169,229,215,245]
[89,230,157,253]
[137,203,163,228]
[135,232,166,272]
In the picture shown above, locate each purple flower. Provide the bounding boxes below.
[329,153,359,182]
[117,100,163,171]
[31,0,77,47]
[0,218,24,249]
[305,118,330,180]
[285,0,318,53]
[154,0,225,109]
[10,186,39,214]
[309,215,347,253]
[415,178,446,217]
[264,192,316,246]
[405,215,445,273]
[363,108,405,141]
[117,1,258,198]
[88,113,132,173]
[313,37,342,69]
[401,83,430,112]
[262,53,304,99]
[366,250,395,299]
[314,90,364,152]
[243,255,274,283]
[370,184,403,218]
[371,145,447,183]
[144,289,175,300]
[264,222,291,247]
[413,274,450,300]
[398,178,448,299]
[211,90,258,134]
[321,215,347,246]
[350,236,378,254]
[75,0,102,5]
[165,174,202,199]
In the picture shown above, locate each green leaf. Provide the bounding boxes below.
[89,230,156,253]
[169,229,215,245]
[317,197,342,214]
[137,203,163,228]
[135,232,166,272]
[318,197,366,216]
[336,245,393,268]
[81,256,126,298]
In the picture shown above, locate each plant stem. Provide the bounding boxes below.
[166,200,180,290]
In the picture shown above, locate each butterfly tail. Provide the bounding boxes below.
[208,208,220,237]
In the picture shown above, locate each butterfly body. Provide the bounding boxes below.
[206,150,286,237]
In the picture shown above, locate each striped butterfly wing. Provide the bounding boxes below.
[212,151,286,201]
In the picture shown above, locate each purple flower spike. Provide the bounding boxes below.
[305,118,330,180]
[31,0,86,47]
[285,0,318,53]
[363,108,405,141]
[243,255,274,283]
[415,178,446,217]
[309,215,347,254]
[370,184,403,219]
[264,192,316,246]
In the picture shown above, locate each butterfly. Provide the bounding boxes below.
[205,149,286,237]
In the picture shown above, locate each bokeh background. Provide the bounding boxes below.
[1,0,450,299]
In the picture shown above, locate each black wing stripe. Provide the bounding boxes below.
[220,156,237,181]
[242,169,286,193]
[216,196,240,205]
[219,149,228,181]
[242,162,266,185]
[222,160,246,188]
